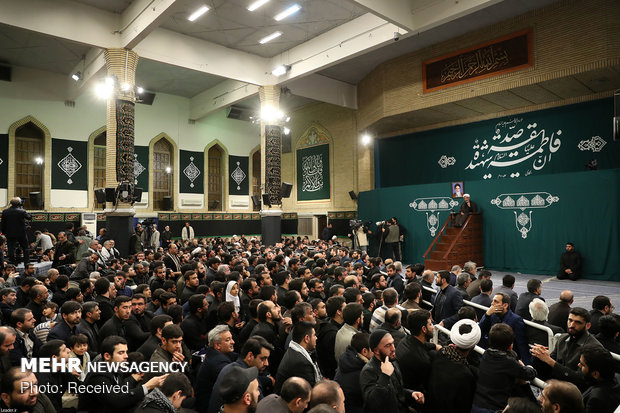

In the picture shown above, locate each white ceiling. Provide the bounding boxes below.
[4,0,613,131]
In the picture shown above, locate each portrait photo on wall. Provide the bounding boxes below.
[452,181,464,198]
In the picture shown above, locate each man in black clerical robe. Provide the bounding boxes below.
[454,194,477,227]
[557,242,582,280]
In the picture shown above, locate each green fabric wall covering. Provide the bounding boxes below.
[297,143,330,201]
[0,134,7,188]
[134,145,149,190]
[179,150,204,193]
[52,138,88,190]
[375,98,619,188]
[358,168,620,281]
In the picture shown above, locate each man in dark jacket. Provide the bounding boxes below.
[194,325,236,413]
[79,301,100,358]
[548,290,573,330]
[580,346,620,413]
[1,197,31,266]
[180,294,209,352]
[251,300,286,375]
[428,319,480,413]
[53,231,77,267]
[0,368,56,413]
[334,333,371,413]
[8,308,42,366]
[137,314,173,359]
[275,322,322,394]
[360,329,424,413]
[515,278,544,321]
[99,296,149,351]
[134,373,193,413]
[94,277,116,327]
[395,310,437,393]
[432,270,463,323]
[527,298,564,347]
[589,295,613,336]
[47,301,82,342]
[316,296,345,379]
[472,324,537,412]
[479,293,531,365]
[78,335,167,413]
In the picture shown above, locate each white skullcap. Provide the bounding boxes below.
[450,319,481,349]
[463,193,470,198]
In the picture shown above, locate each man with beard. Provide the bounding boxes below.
[0,368,55,412]
[531,307,602,391]
[218,365,260,413]
[251,300,286,375]
[47,301,82,342]
[579,346,620,412]
[79,336,167,413]
[208,336,274,413]
[275,322,322,393]
[538,380,584,413]
[360,329,424,413]
[395,310,438,393]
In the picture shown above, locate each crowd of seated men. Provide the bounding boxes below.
[0,225,618,413]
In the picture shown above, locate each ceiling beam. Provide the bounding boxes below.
[133,28,272,86]
[120,0,178,49]
[269,13,403,83]
[190,80,260,120]
[0,0,119,48]
[408,0,505,33]
[285,74,357,110]
[344,0,416,31]
[66,47,106,101]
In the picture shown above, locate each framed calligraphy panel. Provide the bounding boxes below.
[423,29,532,93]
[297,144,330,201]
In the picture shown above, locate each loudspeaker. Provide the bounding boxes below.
[137,91,156,105]
[104,188,116,203]
[29,192,42,209]
[94,189,106,204]
[211,200,220,209]
[133,187,143,202]
[349,191,357,200]
[162,196,173,211]
[281,182,293,198]
[262,194,271,208]
[251,195,261,208]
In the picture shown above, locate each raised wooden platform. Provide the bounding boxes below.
[424,213,483,271]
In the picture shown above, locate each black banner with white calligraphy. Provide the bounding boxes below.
[229,155,249,195]
[297,144,330,201]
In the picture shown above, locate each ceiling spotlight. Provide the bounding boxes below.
[274,4,301,21]
[188,5,209,21]
[285,116,290,122]
[95,81,114,99]
[121,82,131,91]
[283,127,290,135]
[165,166,172,174]
[259,31,282,44]
[34,157,44,165]
[271,64,291,77]
[248,0,269,11]
[261,105,284,123]
[105,76,115,86]
[71,71,81,82]
[361,133,372,146]
[136,86,144,94]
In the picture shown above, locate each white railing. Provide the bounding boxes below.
[432,323,548,389]
[422,285,620,361]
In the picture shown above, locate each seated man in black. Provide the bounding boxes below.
[557,242,582,281]
[453,194,478,227]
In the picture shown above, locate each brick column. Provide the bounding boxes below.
[258,86,283,245]
[103,48,139,257]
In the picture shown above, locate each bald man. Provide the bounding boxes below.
[548,290,574,332]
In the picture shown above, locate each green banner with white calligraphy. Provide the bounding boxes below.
[375,98,619,188]
[297,144,330,201]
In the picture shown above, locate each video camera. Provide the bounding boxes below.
[349,219,363,230]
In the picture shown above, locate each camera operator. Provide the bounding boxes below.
[381,217,407,261]
[348,220,371,252]
[1,197,32,266]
